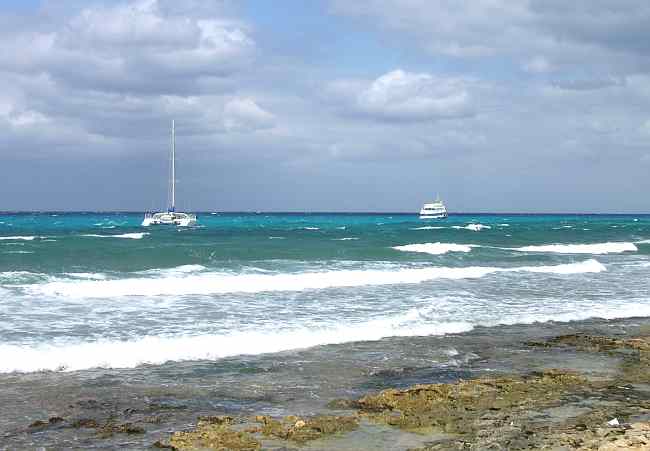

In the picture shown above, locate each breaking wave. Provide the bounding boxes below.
[0,236,37,241]
[452,224,491,232]
[28,260,605,298]
[6,291,650,374]
[81,233,149,240]
[514,242,637,254]
[0,316,473,373]
[393,242,473,255]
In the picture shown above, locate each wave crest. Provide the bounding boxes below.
[393,242,473,255]
[28,260,605,298]
[514,242,637,254]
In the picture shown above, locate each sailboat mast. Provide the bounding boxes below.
[171,120,175,212]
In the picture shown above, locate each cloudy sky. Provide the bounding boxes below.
[1,0,649,212]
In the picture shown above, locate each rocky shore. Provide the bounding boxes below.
[7,329,650,450]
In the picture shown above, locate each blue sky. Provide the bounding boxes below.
[1,0,650,212]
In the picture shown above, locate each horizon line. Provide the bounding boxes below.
[0,210,649,216]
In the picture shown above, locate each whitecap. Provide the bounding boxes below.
[0,317,473,373]
[411,226,447,230]
[333,237,359,241]
[0,236,37,241]
[393,242,473,255]
[81,233,148,240]
[513,242,636,254]
[452,224,491,232]
[30,259,605,298]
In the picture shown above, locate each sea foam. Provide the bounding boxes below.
[81,233,149,239]
[4,291,649,374]
[0,316,473,373]
[29,260,605,298]
[514,242,637,254]
[452,224,491,232]
[393,242,473,255]
[0,236,37,241]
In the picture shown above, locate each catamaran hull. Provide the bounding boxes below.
[419,214,448,219]
[142,218,196,227]
[142,212,197,227]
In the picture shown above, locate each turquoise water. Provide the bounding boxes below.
[1,212,649,373]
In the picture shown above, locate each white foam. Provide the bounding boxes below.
[0,315,473,373]
[514,242,637,254]
[29,260,605,298]
[303,227,320,230]
[636,239,650,244]
[411,226,447,230]
[268,236,286,240]
[0,236,37,241]
[333,237,359,241]
[7,288,650,374]
[81,233,148,239]
[62,272,108,280]
[140,264,206,276]
[393,242,473,255]
[452,224,491,232]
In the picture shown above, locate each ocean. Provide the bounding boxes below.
[1,212,649,375]
[3,212,650,448]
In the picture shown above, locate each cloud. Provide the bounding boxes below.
[223,97,275,132]
[523,56,554,74]
[330,0,650,76]
[0,0,255,95]
[331,69,474,121]
[550,77,625,91]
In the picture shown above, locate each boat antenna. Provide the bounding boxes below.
[171,119,175,212]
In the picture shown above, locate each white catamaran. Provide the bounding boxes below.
[142,120,197,227]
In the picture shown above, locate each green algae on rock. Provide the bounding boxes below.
[254,414,359,443]
[170,424,260,450]
[355,369,586,433]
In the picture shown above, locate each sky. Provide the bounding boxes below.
[1,0,650,213]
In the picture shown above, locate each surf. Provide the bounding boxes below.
[26,260,606,298]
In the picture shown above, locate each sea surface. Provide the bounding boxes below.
[1,212,649,375]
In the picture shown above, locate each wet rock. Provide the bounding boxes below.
[152,440,177,449]
[170,422,260,450]
[255,414,359,443]
[71,418,99,428]
[197,415,235,426]
[326,398,360,410]
[354,369,585,436]
[27,420,48,429]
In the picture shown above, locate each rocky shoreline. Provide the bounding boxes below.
[8,330,650,450]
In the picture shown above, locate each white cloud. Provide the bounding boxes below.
[333,69,474,121]
[523,55,554,73]
[223,98,275,132]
